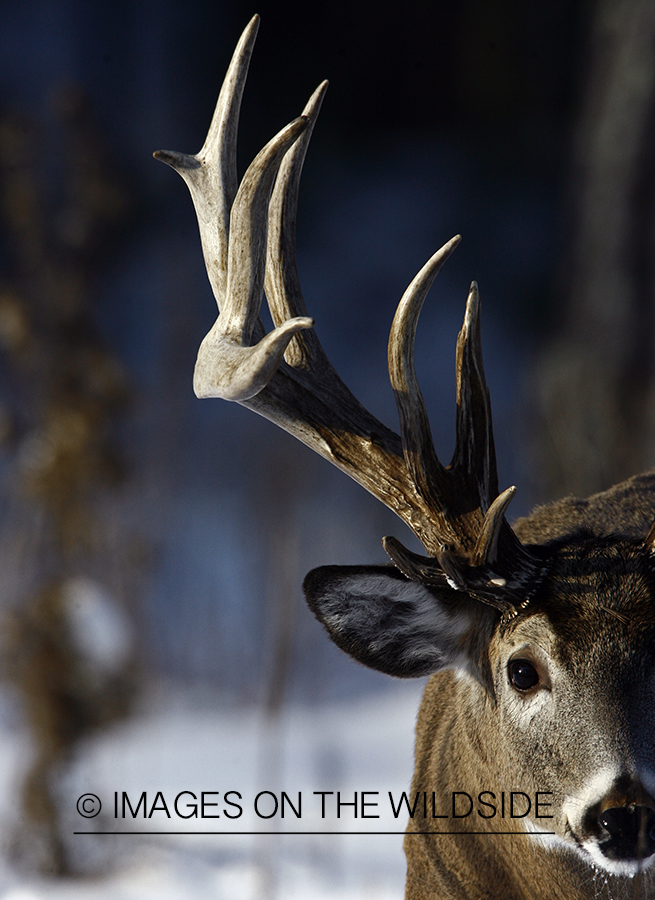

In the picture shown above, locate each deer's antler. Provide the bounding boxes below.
[155,15,543,613]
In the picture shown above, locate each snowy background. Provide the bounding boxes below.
[0,681,422,899]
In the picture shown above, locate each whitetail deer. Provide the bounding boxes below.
[155,16,655,899]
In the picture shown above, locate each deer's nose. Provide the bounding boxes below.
[598,805,655,861]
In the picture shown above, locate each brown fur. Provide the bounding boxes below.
[402,473,655,899]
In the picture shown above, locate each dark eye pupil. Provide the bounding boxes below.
[509,659,539,691]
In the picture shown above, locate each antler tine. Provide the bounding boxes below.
[191,116,314,402]
[198,15,260,196]
[265,81,329,368]
[222,116,309,344]
[471,485,516,566]
[154,14,260,305]
[451,282,499,511]
[263,78,413,419]
[388,237,460,515]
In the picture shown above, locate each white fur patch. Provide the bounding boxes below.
[580,841,651,878]
[523,816,569,853]
[562,766,621,837]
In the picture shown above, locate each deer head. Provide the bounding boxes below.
[156,17,655,898]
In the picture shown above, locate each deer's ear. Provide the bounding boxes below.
[303,565,488,678]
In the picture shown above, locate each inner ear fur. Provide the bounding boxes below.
[303,564,496,682]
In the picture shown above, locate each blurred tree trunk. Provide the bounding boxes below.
[537,0,655,498]
[0,89,137,875]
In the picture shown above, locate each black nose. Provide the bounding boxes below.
[599,806,655,861]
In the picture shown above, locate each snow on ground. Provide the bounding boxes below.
[0,681,425,899]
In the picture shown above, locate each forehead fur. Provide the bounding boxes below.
[518,532,655,654]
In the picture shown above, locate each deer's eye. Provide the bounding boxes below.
[508,659,540,692]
